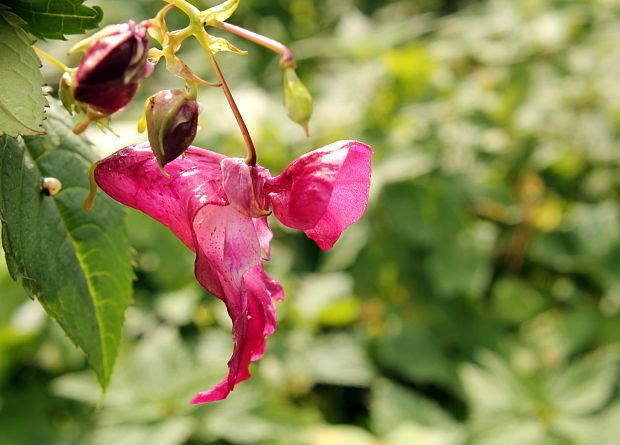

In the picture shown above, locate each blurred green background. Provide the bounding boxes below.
[3,0,620,443]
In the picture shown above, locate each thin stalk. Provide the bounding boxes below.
[212,20,295,67]
[169,26,194,44]
[84,160,101,211]
[33,47,69,72]
[196,33,257,165]
[166,0,199,16]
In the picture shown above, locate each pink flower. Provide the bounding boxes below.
[94,140,372,403]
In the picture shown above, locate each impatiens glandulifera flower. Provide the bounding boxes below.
[93,140,372,403]
[145,89,200,170]
[73,21,153,115]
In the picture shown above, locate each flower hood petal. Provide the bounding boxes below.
[265,140,372,250]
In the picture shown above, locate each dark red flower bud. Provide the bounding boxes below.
[145,89,199,169]
[73,21,152,115]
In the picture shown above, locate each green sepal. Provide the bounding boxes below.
[201,0,240,24]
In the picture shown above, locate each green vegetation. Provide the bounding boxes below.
[1,0,620,444]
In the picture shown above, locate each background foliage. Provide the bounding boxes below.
[2,0,620,444]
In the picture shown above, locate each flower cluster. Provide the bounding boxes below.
[94,140,372,402]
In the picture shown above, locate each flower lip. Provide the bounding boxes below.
[265,140,372,249]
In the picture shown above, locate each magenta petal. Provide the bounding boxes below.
[190,262,282,404]
[221,158,271,218]
[266,140,372,250]
[253,217,273,261]
[95,144,282,404]
[94,143,226,248]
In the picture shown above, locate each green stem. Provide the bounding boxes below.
[163,0,257,165]
[195,32,257,165]
[33,46,70,72]
[84,161,101,211]
[169,26,194,44]
[166,0,199,16]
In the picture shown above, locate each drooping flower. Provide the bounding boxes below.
[93,140,372,403]
[73,21,153,115]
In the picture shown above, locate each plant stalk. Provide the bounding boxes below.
[196,34,257,165]
[212,20,296,68]
[33,46,70,72]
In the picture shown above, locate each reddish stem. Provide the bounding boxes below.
[213,20,296,68]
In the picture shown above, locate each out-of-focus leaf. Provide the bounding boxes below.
[300,334,374,387]
[460,351,528,415]
[385,424,465,445]
[318,296,361,327]
[383,180,466,248]
[370,379,460,436]
[296,425,377,445]
[0,10,45,137]
[468,419,548,445]
[126,209,196,291]
[555,403,620,445]
[92,419,195,445]
[425,223,496,299]
[547,346,619,415]
[292,273,352,325]
[569,201,620,258]
[0,375,89,445]
[154,286,202,326]
[382,43,435,99]
[0,99,133,390]
[492,278,546,324]
[374,325,455,390]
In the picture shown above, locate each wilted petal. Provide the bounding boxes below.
[253,217,273,261]
[190,261,282,404]
[95,143,282,403]
[266,140,372,250]
[189,205,263,403]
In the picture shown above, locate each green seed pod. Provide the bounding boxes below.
[282,67,313,136]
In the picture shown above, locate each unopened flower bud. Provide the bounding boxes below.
[73,21,152,115]
[282,67,313,136]
[146,89,199,169]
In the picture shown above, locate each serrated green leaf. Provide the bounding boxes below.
[0,98,133,390]
[0,10,46,137]
[2,0,103,40]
